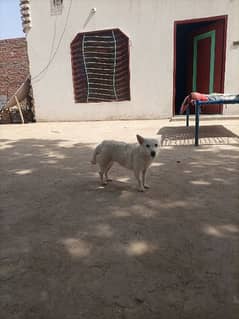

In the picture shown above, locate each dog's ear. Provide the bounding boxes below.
[136,134,144,145]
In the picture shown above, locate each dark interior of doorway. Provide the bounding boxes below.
[175,21,213,115]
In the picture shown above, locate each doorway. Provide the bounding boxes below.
[174,16,227,115]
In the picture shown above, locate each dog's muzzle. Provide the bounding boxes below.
[151,151,156,158]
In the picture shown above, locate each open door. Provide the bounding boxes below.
[174,16,227,115]
[187,20,226,113]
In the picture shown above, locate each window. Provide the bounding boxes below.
[50,0,63,15]
[71,29,130,103]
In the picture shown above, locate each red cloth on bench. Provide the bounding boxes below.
[180,92,208,114]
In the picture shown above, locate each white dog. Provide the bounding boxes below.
[91,135,160,191]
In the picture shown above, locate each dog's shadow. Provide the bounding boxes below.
[96,179,137,192]
[87,170,142,193]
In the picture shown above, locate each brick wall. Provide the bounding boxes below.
[0,38,29,102]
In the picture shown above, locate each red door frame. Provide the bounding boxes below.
[173,15,227,116]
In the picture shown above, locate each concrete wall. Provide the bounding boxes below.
[27,0,239,121]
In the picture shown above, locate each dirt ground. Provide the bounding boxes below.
[0,119,239,319]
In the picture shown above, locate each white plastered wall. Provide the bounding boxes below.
[26,0,239,121]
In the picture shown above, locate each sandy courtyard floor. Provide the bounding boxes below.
[0,119,239,319]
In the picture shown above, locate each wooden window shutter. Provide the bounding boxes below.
[71,29,130,103]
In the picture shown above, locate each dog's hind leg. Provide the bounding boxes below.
[142,169,150,189]
[134,169,145,192]
[98,160,110,185]
[99,171,106,185]
[105,161,113,182]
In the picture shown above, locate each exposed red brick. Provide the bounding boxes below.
[0,38,29,100]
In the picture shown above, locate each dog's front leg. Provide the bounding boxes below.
[142,169,150,189]
[134,170,145,192]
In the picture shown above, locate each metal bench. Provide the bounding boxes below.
[183,95,239,146]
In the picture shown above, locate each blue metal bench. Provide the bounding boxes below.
[185,97,239,146]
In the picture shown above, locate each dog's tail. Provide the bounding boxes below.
[91,143,102,164]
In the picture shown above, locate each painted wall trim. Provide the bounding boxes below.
[192,30,216,93]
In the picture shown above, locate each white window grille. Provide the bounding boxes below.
[71,29,130,103]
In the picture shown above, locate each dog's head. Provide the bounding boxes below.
[136,134,161,159]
